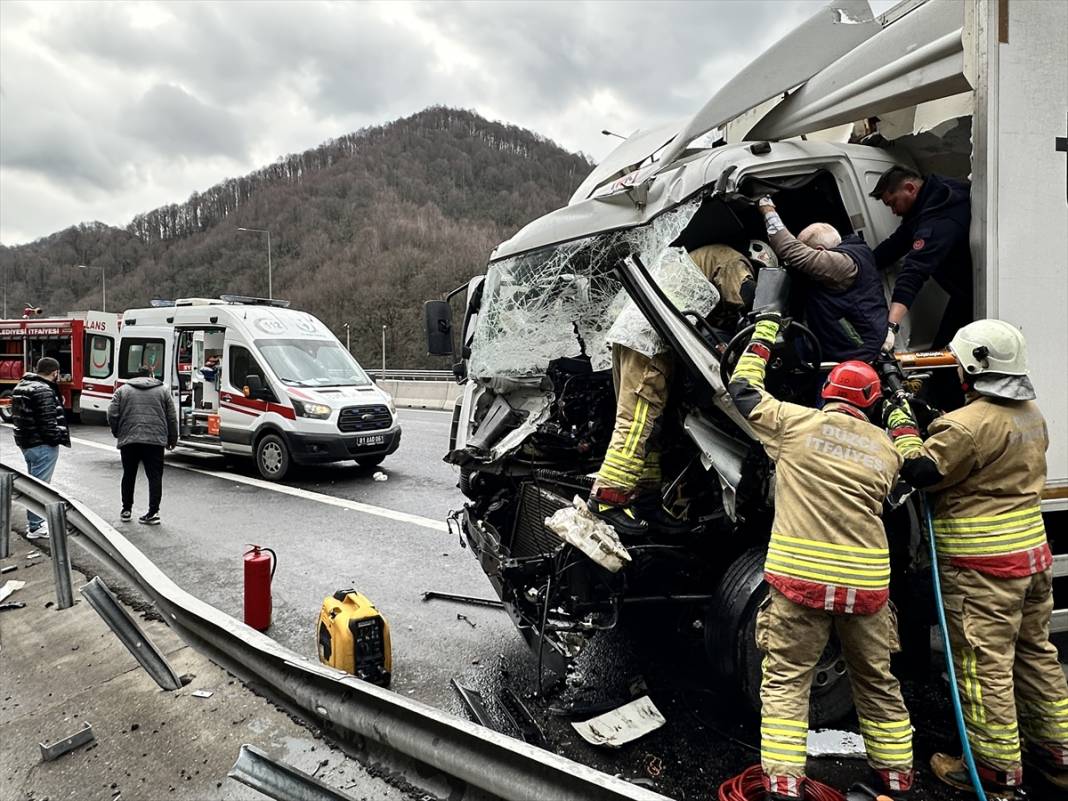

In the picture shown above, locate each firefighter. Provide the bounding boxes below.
[759,197,888,362]
[588,242,761,535]
[885,319,1067,796]
[727,290,913,799]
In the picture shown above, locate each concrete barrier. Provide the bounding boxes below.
[380,379,461,411]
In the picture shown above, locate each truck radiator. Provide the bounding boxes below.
[508,483,569,558]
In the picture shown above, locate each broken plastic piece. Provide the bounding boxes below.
[806,728,867,758]
[39,721,95,762]
[191,689,214,699]
[544,497,632,573]
[571,696,666,748]
[0,579,26,603]
[372,471,388,482]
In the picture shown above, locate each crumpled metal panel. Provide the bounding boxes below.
[569,120,683,205]
[748,0,967,140]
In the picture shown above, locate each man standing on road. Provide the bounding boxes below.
[870,166,972,351]
[727,292,914,799]
[108,367,178,526]
[885,319,1067,797]
[11,357,70,539]
[759,197,888,363]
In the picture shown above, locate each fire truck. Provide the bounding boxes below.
[0,309,122,424]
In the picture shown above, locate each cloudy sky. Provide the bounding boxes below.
[0,0,896,245]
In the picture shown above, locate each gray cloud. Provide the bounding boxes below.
[1,0,899,244]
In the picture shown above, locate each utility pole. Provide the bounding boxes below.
[76,264,106,311]
[237,227,272,299]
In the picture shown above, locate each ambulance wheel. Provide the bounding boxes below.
[355,455,384,468]
[0,390,12,423]
[255,433,290,481]
[707,547,854,727]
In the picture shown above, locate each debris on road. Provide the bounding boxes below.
[39,721,96,762]
[191,689,215,699]
[451,679,496,730]
[25,551,43,560]
[806,728,867,758]
[497,687,546,747]
[571,696,666,748]
[372,471,388,482]
[0,601,26,611]
[545,497,631,572]
[0,579,26,602]
[1,565,18,574]
[456,613,476,628]
[421,590,504,609]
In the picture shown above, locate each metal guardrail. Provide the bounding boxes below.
[368,369,452,382]
[0,461,668,801]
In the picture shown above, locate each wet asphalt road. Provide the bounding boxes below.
[3,415,1064,800]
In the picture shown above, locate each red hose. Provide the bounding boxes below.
[718,765,847,801]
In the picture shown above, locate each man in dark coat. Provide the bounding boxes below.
[870,166,973,351]
[11,357,70,538]
[108,368,178,525]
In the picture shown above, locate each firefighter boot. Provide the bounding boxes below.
[586,496,649,537]
[1023,744,1068,791]
[633,493,692,534]
[929,753,1024,800]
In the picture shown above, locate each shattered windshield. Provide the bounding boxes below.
[469,198,703,379]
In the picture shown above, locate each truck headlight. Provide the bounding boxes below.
[292,399,331,419]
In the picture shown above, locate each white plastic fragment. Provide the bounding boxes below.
[806,728,867,758]
[0,580,26,603]
[571,696,666,748]
[545,497,632,573]
[191,689,214,699]
[372,471,388,482]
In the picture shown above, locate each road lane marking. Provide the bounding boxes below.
[2,427,449,532]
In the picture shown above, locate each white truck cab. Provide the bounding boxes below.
[118,296,400,480]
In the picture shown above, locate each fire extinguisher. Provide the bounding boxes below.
[243,545,277,631]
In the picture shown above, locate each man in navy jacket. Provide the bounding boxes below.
[870,166,973,351]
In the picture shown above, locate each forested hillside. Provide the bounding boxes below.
[0,108,592,367]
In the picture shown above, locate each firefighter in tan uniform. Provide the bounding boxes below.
[886,319,1068,796]
[727,301,914,799]
[588,242,759,535]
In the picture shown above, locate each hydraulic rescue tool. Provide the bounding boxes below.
[317,589,392,687]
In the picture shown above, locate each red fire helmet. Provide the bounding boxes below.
[822,361,882,408]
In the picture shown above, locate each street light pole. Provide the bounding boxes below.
[237,227,272,299]
[381,324,387,374]
[342,322,351,353]
[76,264,106,311]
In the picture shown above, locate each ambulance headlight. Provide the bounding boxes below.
[292,399,331,419]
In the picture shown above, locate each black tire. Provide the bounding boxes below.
[255,433,290,481]
[0,390,12,424]
[458,466,476,499]
[355,455,385,468]
[706,547,854,727]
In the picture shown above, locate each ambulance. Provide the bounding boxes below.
[118,296,400,480]
[0,310,121,423]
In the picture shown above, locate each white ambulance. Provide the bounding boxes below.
[117,296,400,480]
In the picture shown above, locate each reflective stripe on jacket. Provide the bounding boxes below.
[920,396,1050,578]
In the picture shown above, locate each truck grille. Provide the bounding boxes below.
[337,405,392,433]
[509,483,568,558]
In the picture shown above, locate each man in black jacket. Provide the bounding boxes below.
[870,166,973,351]
[11,357,70,538]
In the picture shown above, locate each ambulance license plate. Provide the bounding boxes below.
[354,434,386,448]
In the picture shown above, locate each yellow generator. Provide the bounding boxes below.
[317,589,392,687]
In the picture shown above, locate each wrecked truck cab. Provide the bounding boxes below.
[429,140,927,725]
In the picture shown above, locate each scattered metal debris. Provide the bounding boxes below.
[191,689,214,699]
[807,728,867,758]
[571,696,666,748]
[0,601,26,611]
[25,551,43,560]
[451,679,496,729]
[80,576,182,691]
[1,565,18,574]
[228,743,357,801]
[456,613,476,628]
[422,590,503,609]
[39,722,95,762]
[497,687,546,747]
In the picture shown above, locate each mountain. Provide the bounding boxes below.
[0,107,593,368]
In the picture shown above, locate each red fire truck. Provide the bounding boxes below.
[0,310,121,423]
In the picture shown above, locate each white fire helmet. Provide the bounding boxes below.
[949,319,1029,377]
[748,239,779,270]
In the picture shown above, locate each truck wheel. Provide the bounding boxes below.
[0,390,12,423]
[355,455,384,468]
[458,467,476,499]
[706,547,854,727]
[255,433,290,481]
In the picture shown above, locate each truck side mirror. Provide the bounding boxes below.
[244,374,269,400]
[424,300,454,356]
